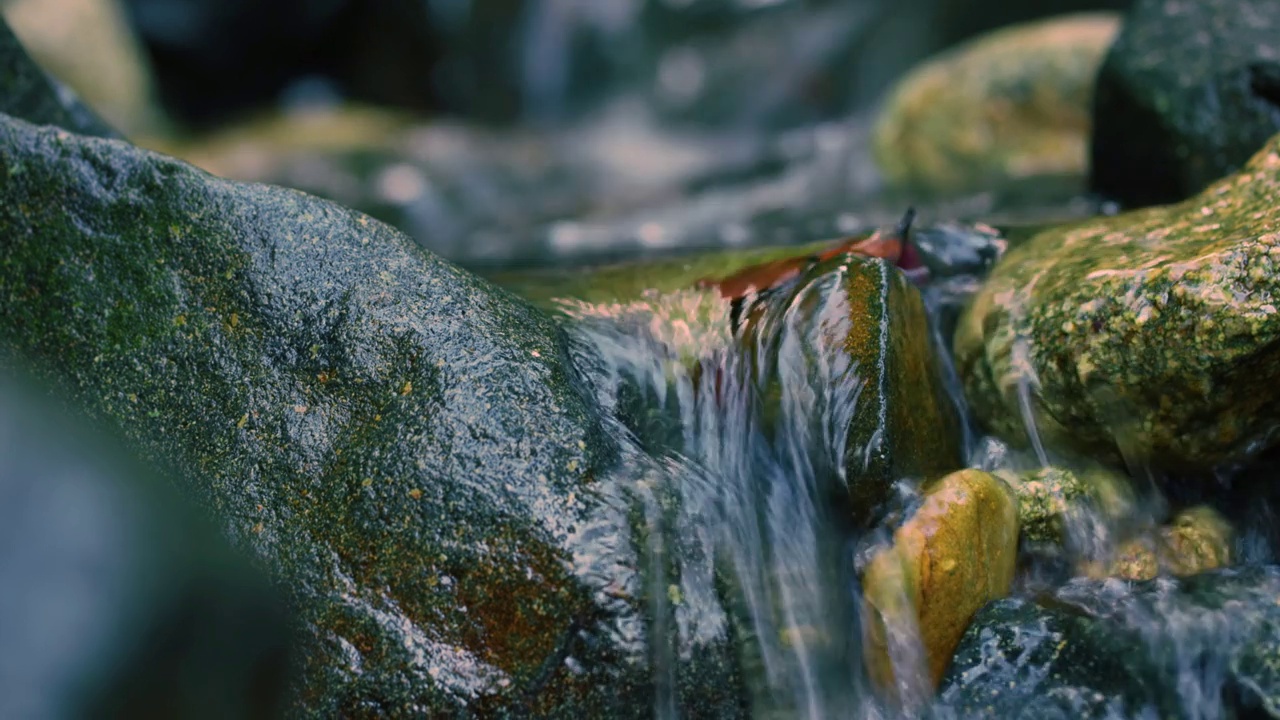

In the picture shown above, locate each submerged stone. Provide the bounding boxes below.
[873,13,1119,195]
[938,567,1280,718]
[861,469,1019,701]
[955,133,1280,470]
[0,111,658,716]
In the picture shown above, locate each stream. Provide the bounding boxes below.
[555,245,1280,718]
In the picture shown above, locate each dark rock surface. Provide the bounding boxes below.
[0,365,292,720]
[0,110,666,716]
[1090,0,1280,207]
[938,567,1280,718]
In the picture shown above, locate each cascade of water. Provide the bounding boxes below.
[561,266,882,717]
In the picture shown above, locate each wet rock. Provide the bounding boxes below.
[873,13,1119,195]
[955,133,1280,470]
[0,15,115,137]
[2,0,162,134]
[936,594,1165,718]
[994,464,1128,545]
[736,253,966,523]
[1090,0,1280,208]
[938,567,1280,718]
[1101,505,1234,581]
[0,111,659,715]
[0,365,292,719]
[997,466,1093,544]
[861,469,1019,699]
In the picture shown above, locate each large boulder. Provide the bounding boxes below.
[0,110,666,716]
[873,13,1119,196]
[938,567,1280,718]
[955,132,1280,470]
[0,364,292,719]
[1090,0,1280,207]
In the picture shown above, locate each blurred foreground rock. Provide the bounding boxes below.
[0,366,292,720]
[2,0,162,134]
[0,15,115,137]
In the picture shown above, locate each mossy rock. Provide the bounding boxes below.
[995,464,1130,545]
[0,111,670,716]
[1103,505,1234,581]
[861,469,1019,701]
[955,132,1280,470]
[873,13,1119,195]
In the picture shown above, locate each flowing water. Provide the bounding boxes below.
[561,263,936,718]
[555,248,1280,719]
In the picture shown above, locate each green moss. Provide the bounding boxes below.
[956,132,1280,468]
[0,113,656,716]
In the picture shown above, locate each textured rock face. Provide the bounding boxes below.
[1090,0,1280,208]
[0,111,658,716]
[938,567,1280,719]
[861,469,1019,700]
[873,13,1119,195]
[955,132,1280,470]
[0,366,292,720]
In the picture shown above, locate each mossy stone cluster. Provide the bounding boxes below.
[956,132,1280,470]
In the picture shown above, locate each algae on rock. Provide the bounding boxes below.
[956,132,1280,470]
[0,111,667,717]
